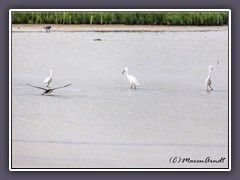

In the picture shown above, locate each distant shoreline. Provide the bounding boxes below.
[12,24,228,32]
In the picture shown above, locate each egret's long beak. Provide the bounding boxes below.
[211,68,214,71]
[122,70,125,74]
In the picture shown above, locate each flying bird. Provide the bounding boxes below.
[43,25,51,32]
[122,67,139,89]
[205,65,214,91]
[27,83,71,95]
[43,66,53,87]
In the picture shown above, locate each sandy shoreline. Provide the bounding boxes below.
[12,24,228,32]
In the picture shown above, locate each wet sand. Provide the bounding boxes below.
[12,24,228,32]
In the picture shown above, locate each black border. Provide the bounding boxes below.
[1,0,239,179]
[10,9,230,171]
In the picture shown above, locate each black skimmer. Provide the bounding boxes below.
[43,25,51,32]
[27,83,71,95]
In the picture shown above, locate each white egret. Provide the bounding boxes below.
[205,65,214,91]
[43,66,53,87]
[27,83,71,95]
[122,67,139,89]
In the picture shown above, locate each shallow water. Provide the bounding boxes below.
[11,30,229,169]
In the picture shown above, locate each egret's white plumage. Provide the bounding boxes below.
[43,66,53,87]
[205,65,213,91]
[122,67,139,89]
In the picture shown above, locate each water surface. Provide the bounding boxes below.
[12,30,229,168]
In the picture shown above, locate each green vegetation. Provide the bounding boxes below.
[11,12,229,25]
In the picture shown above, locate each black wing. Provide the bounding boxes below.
[27,84,47,90]
[52,83,72,91]
[44,25,51,29]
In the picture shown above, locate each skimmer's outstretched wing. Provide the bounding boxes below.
[52,83,72,91]
[27,84,47,90]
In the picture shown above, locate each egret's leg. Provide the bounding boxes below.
[134,84,136,89]
[209,85,213,91]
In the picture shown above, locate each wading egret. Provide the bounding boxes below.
[27,83,71,95]
[122,67,139,89]
[43,66,53,87]
[205,65,214,91]
[43,25,51,32]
